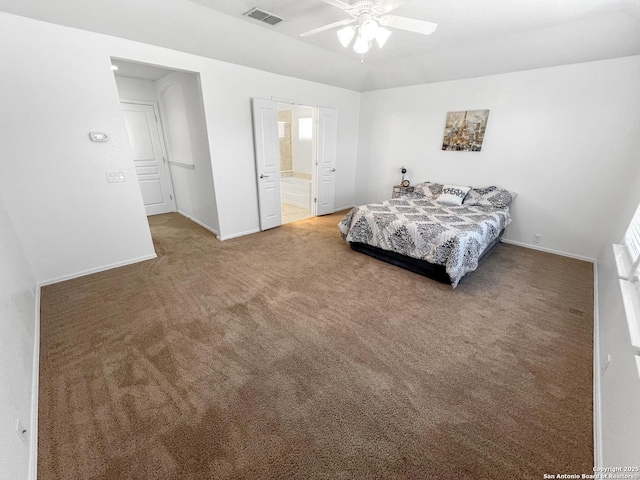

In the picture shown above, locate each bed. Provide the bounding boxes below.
[338,182,514,287]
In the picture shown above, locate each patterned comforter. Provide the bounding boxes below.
[339,196,511,287]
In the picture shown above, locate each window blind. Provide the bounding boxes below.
[617,203,640,281]
[615,201,640,355]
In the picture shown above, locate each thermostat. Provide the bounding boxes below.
[89,132,109,142]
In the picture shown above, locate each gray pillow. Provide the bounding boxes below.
[464,186,515,208]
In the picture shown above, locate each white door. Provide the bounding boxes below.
[121,102,175,216]
[316,107,338,216]
[252,98,282,230]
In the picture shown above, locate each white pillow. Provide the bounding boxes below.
[437,184,471,206]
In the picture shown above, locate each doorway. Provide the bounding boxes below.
[111,58,220,235]
[278,104,315,224]
[252,98,337,231]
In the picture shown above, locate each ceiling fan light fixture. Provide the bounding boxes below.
[374,27,392,48]
[337,25,355,48]
[360,19,379,41]
[353,33,370,54]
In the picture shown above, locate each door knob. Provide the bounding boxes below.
[260,173,270,178]
[330,168,336,172]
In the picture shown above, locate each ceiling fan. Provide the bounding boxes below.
[300,0,437,55]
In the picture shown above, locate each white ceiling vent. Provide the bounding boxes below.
[243,7,285,26]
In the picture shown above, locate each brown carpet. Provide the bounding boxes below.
[38,212,594,479]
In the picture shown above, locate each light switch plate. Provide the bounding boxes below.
[106,171,125,183]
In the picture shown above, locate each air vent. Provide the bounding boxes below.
[243,7,286,26]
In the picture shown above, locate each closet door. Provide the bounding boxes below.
[121,101,175,216]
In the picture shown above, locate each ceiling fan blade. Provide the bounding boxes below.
[319,0,353,10]
[377,0,410,13]
[300,18,356,37]
[384,15,438,35]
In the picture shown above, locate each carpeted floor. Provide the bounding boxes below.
[38,212,594,479]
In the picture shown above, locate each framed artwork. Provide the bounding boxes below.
[442,109,490,152]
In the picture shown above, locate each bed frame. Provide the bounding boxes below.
[349,229,505,285]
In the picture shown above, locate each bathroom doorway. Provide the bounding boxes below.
[278,103,315,224]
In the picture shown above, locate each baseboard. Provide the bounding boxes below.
[28,284,41,480]
[501,239,596,263]
[217,228,260,241]
[38,254,157,287]
[592,261,603,469]
[177,211,219,236]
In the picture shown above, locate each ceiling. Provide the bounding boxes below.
[1,0,639,91]
[188,0,640,64]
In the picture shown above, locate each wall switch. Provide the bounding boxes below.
[15,418,28,446]
[533,234,542,243]
[106,171,125,183]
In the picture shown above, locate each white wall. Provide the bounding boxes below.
[197,64,360,237]
[356,55,640,260]
[0,195,37,480]
[157,71,219,234]
[0,16,157,284]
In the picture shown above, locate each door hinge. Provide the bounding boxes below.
[170,194,173,200]
[314,198,317,203]
[163,156,166,163]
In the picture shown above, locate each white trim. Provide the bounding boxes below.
[28,285,41,480]
[501,239,596,263]
[618,279,640,355]
[38,254,157,287]
[216,228,260,241]
[177,211,219,236]
[613,243,636,281]
[271,95,320,107]
[592,261,603,470]
[168,161,195,169]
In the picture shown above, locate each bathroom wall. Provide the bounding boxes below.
[290,105,314,180]
[278,105,314,181]
[278,109,292,174]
